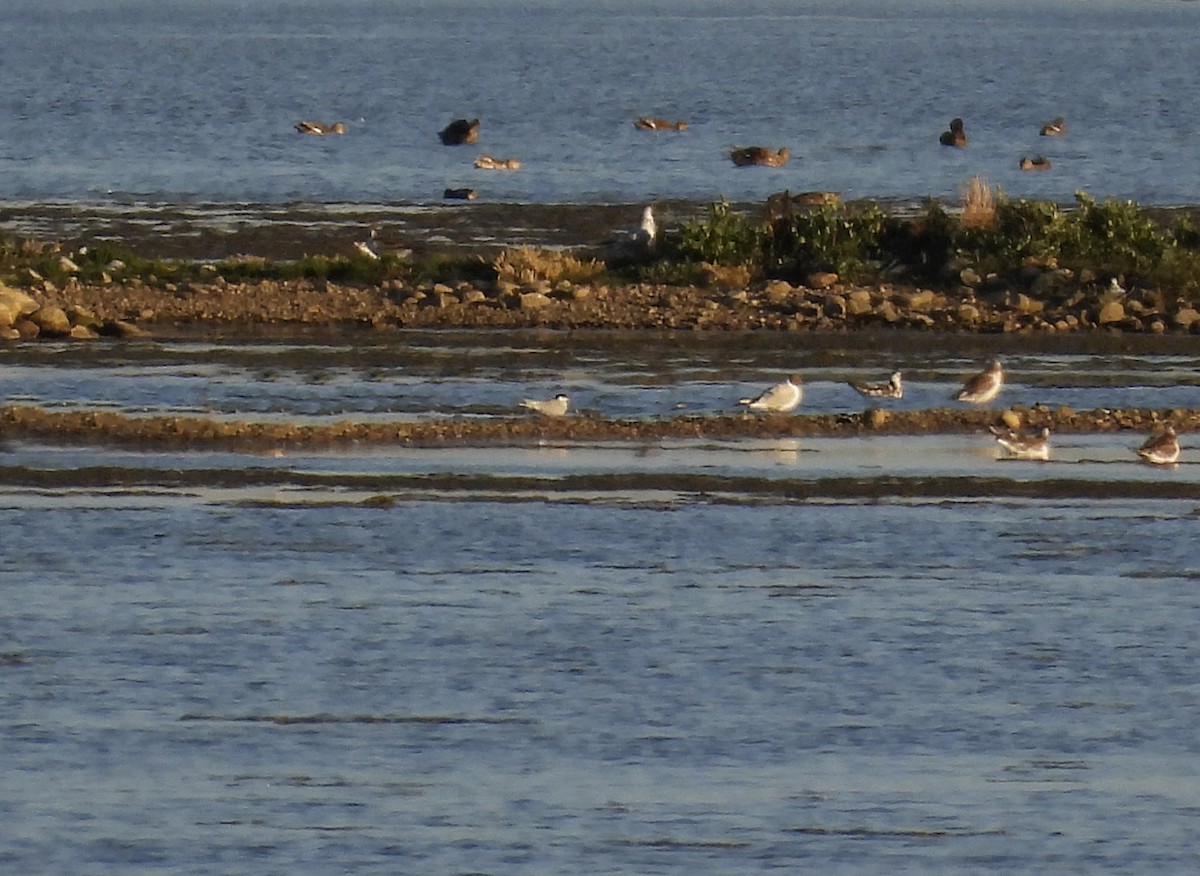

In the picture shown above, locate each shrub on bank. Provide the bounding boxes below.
[655,190,1200,297]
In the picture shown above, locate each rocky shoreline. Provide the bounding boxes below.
[5,198,1200,337]
[4,270,1200,340]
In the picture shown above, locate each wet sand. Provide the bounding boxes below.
[3,403,1196,452]
[1,200,712,261]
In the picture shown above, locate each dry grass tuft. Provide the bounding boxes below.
[959,175,997,229]
[492,247,606,285]
[699,261,753,289]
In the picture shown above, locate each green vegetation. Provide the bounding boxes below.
[654,192,1200,297]
[5,192,1200,301]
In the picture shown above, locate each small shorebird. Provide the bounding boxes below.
[607,205,657,257]
[295,121,345,135]
[739,375,803,413]
[354,228,380,259]
[474,155,521,170]
[1020,156,1052,171]
[1137,426,1180,466]
[1040,116,1066,136]
[730,146,790,167]
[439,117,480,145]
[989,425,1051,461]
[635,205,657,249]
[520,393,571,418]
[634,117,688,131]
[955,360,1004,404]
[939,117,967,147]
[849,371,903,400]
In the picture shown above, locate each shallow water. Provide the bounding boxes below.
[5,484,1200,873]
[4,331,1200,421]
[4,329,1200,871]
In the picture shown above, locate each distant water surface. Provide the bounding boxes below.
[2,0,1199,206]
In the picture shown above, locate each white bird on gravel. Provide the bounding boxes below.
[636,205,657,249]
[354,228,380,259]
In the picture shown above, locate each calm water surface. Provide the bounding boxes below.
[5,331,1200,420]
[4,489,1200,873]
[2,0,1199,206]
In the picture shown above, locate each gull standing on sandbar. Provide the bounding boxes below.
[1137,426,1180,466]
[520,394,571,418]
[989,425,1050,461]
[955,360,1004,404]
[739,375,803,413]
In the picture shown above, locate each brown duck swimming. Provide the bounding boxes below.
[474,155,522,170]
[1039,116,1066,136]
[729,146,790,167]
[1019,155,1052,171]
[634,117,688,131]
[295,121,345,135]
[939,117,967,147]
[439,118,480,145]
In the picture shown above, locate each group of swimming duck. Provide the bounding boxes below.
[295,112,1068,181]
[522,358,1182,467]
[940,115,1065,172]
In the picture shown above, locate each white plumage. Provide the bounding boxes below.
[520,393,571,418]
[739,375,803,413]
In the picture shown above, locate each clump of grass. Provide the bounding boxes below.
[764,201,893,282]
[636,260,708,286]
[959,175,997,230]
[673,199,764,267]
[492,247,606,285]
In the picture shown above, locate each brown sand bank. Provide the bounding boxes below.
[3,404,1195,452]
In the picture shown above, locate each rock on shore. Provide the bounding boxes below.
[1,282,143,340]
[18,274,1200,336]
